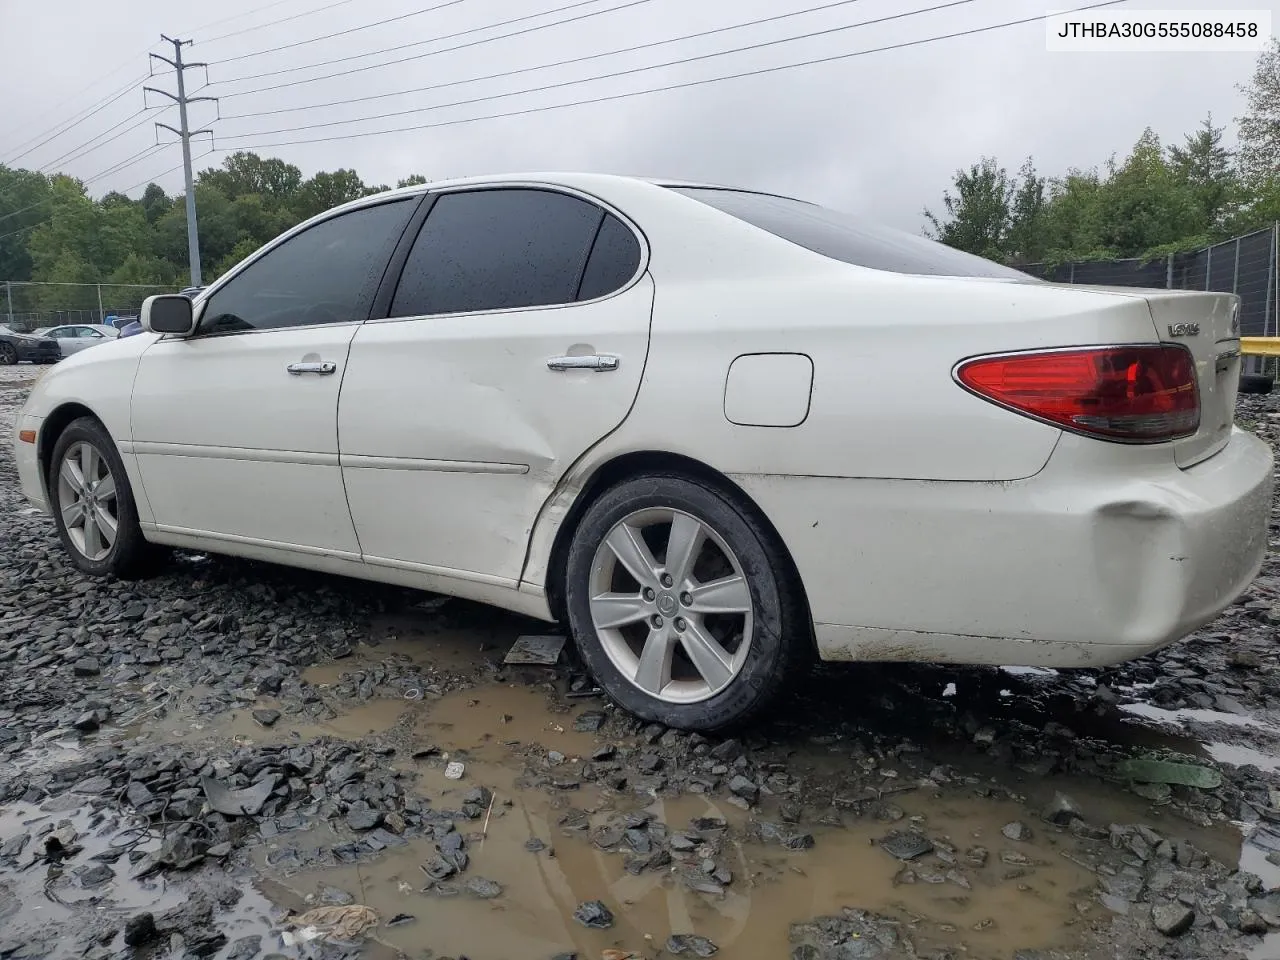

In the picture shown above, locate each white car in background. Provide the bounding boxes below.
[10,172,1274,731]
[41,323,120,356]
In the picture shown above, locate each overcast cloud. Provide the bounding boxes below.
[1,0,1276,231]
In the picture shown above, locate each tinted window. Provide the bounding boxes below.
[390,189,604,317]
[577,214,641,301]
[199,199,415,334]
[670,187,1038,281]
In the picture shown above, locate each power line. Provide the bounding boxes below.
[182,0,309,38]
[212,0,476,65]
[39,109,163,174]
[0,112,161,225]
[219,0,634,80]
[82,146,168,187]
[222,0,978,136]
[201,0,364,44]
[223,0,1129,151]
[4,74,147,167]
[223,0,951,123]
[214,0,658,97]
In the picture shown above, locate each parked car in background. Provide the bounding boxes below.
[41,324,119,356]
[0,324,60,365]
[9,172,1274,732]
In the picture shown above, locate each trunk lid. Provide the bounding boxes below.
[1141,290,1241,468]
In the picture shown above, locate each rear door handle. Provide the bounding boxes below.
[287,361,337,376]
[546,355,619,372]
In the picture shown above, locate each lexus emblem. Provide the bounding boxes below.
[1168,322,1200,337]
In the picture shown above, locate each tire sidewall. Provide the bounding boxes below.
[48,419,142,577]
[565,475,787,731]
[0,343,16,365]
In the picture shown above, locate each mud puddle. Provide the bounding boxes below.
[242,682,1130,960]
[0,798,282,957]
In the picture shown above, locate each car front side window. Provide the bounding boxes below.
[198,198,417,336]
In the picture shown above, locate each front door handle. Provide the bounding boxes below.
[546,355,619,372]
[287,361,337,376]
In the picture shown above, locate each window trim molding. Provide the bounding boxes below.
[368,181,650,326]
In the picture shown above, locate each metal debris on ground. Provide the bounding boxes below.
[503,634,567,665]
[1115,757,1223,790]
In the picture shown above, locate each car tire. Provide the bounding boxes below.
[48,417,163,579]
[0,342,16,365]
[1240,373,1274,395]
[565,473,808,732]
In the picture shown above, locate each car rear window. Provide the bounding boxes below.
[669,187,1038,281]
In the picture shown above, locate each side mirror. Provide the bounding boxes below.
[142,294,196,336]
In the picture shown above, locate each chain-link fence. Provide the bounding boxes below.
[0,281,180,333]
[1022,223,1280,373]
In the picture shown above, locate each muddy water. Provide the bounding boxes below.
[0,799,281,958]
[113,631,1257,960]
[235,681,1106,960]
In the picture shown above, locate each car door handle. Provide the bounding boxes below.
[546,355,619,372]
[287,361,337,376]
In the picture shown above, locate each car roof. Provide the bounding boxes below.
[329,172,799,214]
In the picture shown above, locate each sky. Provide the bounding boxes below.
[0,0,1276,232]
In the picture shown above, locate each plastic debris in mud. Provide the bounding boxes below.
[280,904,379,945]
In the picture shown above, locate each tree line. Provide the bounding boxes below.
[923,39,1280,266]
[0,152,428,312]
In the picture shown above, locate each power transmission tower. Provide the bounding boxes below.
[145,36,217,287]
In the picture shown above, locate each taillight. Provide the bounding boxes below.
[955,345,1199,442]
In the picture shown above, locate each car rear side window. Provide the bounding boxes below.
[577,214,642,301]
[199,199,416,335]
[670,187,1037,281]
[389,188,606,317]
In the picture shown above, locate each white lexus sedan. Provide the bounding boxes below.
[11,173,1274,731]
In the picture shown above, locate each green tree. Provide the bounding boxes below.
[292,169,367,220]
[140,183,174,225]
[1237,37,1280,183]
[396,174,429,188]
[198,151,303,202]
[1006,158,1049,263]
[1168,114,1238,234]
[0,165,53,281]
[922,157,1013,259]
[212,238,263,280]
[1094,128,1201,256]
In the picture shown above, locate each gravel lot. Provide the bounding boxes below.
[5,362,1280,960]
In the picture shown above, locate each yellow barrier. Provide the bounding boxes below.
[1241,338,1280,357]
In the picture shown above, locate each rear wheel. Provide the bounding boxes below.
[49,417,163,579]
[0,342,16,365]
[565,474,806,732]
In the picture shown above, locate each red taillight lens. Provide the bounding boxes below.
[956,345,1200,442]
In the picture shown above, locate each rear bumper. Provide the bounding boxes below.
[16,340,60,362]
[735,427,1274,667]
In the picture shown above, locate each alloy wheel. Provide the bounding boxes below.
[0,343,16,365]
[588,507,754,704]
[57,441,119,562]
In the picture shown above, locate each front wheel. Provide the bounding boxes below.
[565,474,807,732]
[48,417,163,579]
[0,342,17,365]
